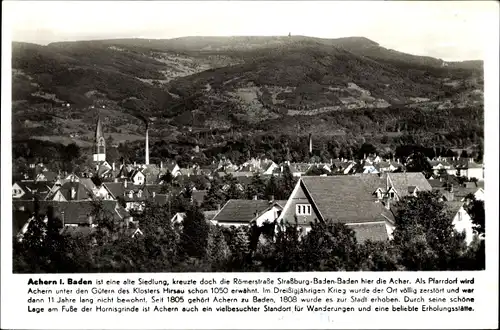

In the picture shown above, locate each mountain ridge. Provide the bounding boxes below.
[11,36,484,147]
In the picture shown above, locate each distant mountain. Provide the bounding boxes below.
[12,36,483,143]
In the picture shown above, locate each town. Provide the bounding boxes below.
[12,115,485,273]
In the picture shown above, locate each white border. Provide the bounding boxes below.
[1,2,499,329]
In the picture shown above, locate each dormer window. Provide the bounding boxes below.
[128,190,134,198]
[296,204,311,216]
[137,190,143,198]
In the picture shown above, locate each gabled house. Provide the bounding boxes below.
[455,159,484,181]
[35,170,59,183]
[277,176,396,242]
[170,210,219,225]
[12,181,51,201]
[362,161,380,174]
[95,161,113,178]
[383,173,433,202]
[430,160,457,176]
[162,160,181,177]
[103,181,147,212]
[211,199,287,227]
[128,169,146,185]
[446,201,475,246]
[45,181,95,202]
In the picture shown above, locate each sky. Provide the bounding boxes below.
[4,1,499,61]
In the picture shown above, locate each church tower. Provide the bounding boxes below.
[93,116,106,162]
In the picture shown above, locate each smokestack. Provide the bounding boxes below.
[145,128,150,165]
[308,133,312,154]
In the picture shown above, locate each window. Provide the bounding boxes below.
[296,204,311,216]
[389,192,395,199]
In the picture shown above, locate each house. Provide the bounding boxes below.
[362,161,380,174]
[455,159,484,181]
[14,200,133,240]
[446,201,475,246]
[95,161,113,178]
[211,199,287,227]
[128,169,146,185]
[12,181,51,200]
[170,210,219,225]
[44,181,95,202]
[383,172,433,202]
[430,160,457,176]
[277,176,396,242]
[35,170,59,182]
[103,181,148,212]
[162,160,181,177]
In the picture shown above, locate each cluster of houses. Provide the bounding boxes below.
[12,117,485,246]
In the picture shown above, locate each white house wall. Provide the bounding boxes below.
[452,207,474,246]
[255,206,282,227]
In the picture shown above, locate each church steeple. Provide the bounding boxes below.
[95,116,103,141]
[93,116,106,162]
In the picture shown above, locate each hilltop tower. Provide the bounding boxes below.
[93,116,106,162]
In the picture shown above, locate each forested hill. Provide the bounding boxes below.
[11,36,483,160]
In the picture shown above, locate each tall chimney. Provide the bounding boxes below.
[308,133,312,154]
[145,128,150,165]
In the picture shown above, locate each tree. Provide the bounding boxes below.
[357,143,377,159]
[304,165,329,176]
[467,198,485,236]
[391,191,467,270]
[207,225,230,268]
[406,152,433,178]
[202,177,225,210]
[222,174,244,200]
[302,220,360,271]
[358,241,401,271]
[246,173,266,200]
[265,175,280,200]
[180,206,210,258]
[280,165,296,200]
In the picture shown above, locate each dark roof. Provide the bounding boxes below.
[213,199,284,224]
[38,171,58,182]
[387,173,432,198]
[103,182,144,199]
[12,200,129,225]
[144,184,163,194]
[47,181,94,201]
[192,190,208,204]
[445,201,465,217]
[152,193,169,205]
[300,176,392,224]
[347,222,389,243]
[13,181,51,200]
[203,210,219,221]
